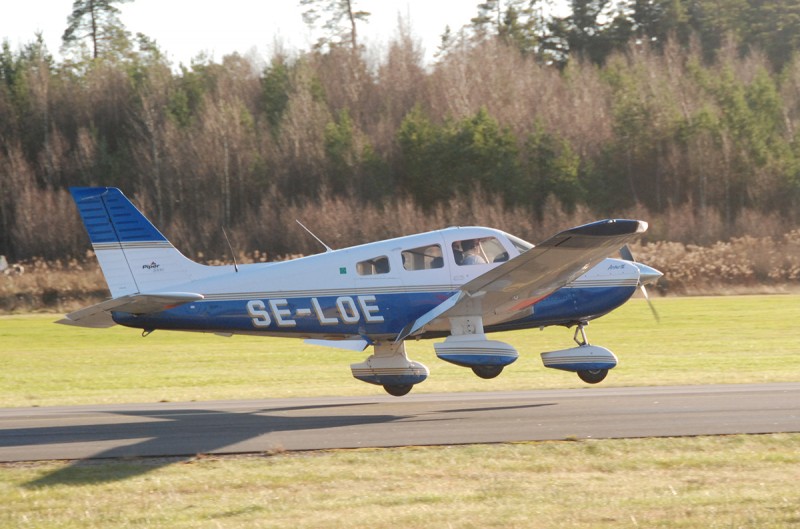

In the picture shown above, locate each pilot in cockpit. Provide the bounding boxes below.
[460,239,487,265]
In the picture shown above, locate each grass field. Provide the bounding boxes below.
[1,295,799,407]
[2,435,799,528]
[2,295,800,528]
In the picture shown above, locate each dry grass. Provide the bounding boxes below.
[0,256,107,313]
[3,225,800,313]
[632,230,800,294]
[2,435,799,528]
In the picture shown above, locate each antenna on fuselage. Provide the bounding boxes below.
[296,220,334,253]
[222,227,239,272]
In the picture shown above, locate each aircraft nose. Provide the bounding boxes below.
[634,262,663,285]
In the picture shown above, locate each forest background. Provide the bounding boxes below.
[3,0,800,308]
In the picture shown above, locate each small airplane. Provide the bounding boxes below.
[59,187,662,396]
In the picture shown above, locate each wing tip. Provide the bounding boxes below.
[569,219,648,237]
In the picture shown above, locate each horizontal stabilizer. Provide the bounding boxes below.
[57,292,204,328]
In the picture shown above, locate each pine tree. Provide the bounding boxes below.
[62,0,133,60]
[300,0,370,52]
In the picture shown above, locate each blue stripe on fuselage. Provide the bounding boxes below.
[112,291,455,336]
[111,285,636,337]
[485,285,637,332]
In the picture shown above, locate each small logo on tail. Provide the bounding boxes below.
[143,261,161,270]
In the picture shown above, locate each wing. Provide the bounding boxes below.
[396,219,647,341]
[56,292,205,328]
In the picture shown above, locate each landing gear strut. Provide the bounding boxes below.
[572,321,609,384]
[540,321,616,384]
[573,322,589,346]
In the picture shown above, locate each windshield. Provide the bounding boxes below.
[506,234,534,254]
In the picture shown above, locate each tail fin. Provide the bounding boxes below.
[70,187,212,297]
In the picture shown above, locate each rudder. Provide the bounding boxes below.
[70,187,208,297]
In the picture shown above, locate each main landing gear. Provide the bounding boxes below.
[350,341,429,397]
[350,320,618,396]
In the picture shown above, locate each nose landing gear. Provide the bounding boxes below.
[577,368,609,384]
[541,321,617,384]
[571,322,608,384]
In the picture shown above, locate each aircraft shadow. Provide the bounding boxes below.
[11,401,557,488]
[434,403,556,414]
[15,403,404,488]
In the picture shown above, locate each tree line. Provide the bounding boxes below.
[1,0,800,261]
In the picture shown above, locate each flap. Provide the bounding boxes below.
[304,339,370,352]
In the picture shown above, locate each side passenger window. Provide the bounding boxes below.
[357,256,390,275]
[401,244,444,271]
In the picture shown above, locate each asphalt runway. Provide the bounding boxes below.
[1,383,799,463]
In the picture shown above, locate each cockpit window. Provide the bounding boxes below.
[507,234,534,254]
[402,244,444,271]
[357,256,390,275]
[453,237,507,265]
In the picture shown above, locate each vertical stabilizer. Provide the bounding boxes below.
[70,187,209,298]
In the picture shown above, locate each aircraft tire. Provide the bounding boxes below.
[471,365,504,379]
[383,384,413,397]
[577,369,608,384]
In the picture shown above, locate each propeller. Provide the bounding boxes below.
[620,244,662,322]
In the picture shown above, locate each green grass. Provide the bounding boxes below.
[2,295,800,528]
[2,434,799,528]
[2,295,800,407]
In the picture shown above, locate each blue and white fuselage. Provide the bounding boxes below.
[112,239,640,339]
[61,187,662,396]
